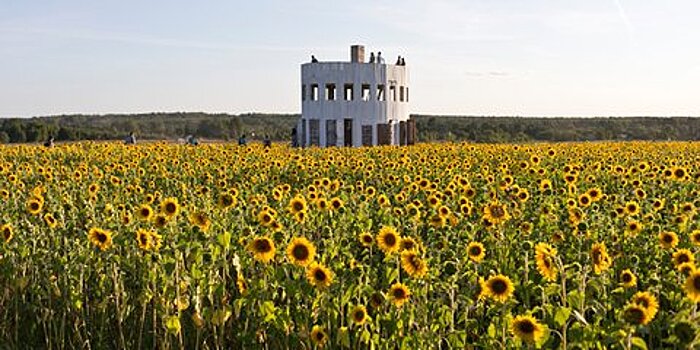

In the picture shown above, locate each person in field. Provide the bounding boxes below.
[124,132,136,145]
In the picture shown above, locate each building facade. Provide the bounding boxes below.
[298,45,415,147]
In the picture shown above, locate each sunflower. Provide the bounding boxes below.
[677,262,696,276]
[329,197,344,211]
[623,304,650,326]
[256,209,276,227]
[511,315,545,344]
[154,214,169,228]
[376,226,401,255]
[189,211,211,232]
[483,202,510,225]
[306,263,333,289]
[591,242,612,274]
[43,213,58,229]
[1,224,13,243]
[136,229,152,250]
[247,236,276,263]
[388,283,411,307]
[136,204,154,221]
[399,237,418,251]
[690,230,700,246]
[672,249,695,268]
[310,325,328,348]
[351,305,368,325]
[88,227,113,251]
[400,250,428,278]
[620,269,637,288]
[624,201,640,216]
[358,232,374,247]
[578,193,592,207]
[160,197,180,218]
[286,237,316,266]
[631,291,658,321]
[467,242,485,263]
[658,231,679,249]
[27,198,43,215]
[684,271,700,302]
[625,220,643,236]
[288,195,308,214]
[484,274,514,303]
[428,214,446,228]
[535,243,558,282]
[216,192,236,210]
[293,210,306,224]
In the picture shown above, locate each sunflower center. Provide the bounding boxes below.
[293,202,303,211]
[393,288,406,299]
[362,235,373,243]
[165,203,177,213]
[292,244,309,260]
[384,234,397,246]
[624,307,646,324]
[490,205,505,218]
[663,234,673,243]
[622,274,632,283]
[254,239,272,253]
[469,246,481,256]
[677,254,690,264]
[490,279,507,294]
[314,269,327,282]
[97,233,107,243]
[353,310,365,321]
[517,320,535,334]
[693,275,700,290]
[141,208,150,217]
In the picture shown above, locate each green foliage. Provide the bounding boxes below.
[2,113,700,144]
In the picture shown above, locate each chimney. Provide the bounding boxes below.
[350,45,365,63]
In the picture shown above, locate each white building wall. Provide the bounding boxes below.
[300,57,410,147]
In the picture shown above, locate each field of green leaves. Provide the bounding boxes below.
[0,141,699,349]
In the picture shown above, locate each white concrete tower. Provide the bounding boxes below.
[297,45,415,147]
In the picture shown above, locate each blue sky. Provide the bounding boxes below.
[1,0,699,117]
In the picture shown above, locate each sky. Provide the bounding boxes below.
[1,0,699,117]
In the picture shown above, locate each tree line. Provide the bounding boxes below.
[0,113,699,144]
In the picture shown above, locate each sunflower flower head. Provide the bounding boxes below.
[511,315,545,344]
[247,236,276,263]
[485,274,515,303]
[376,225,401,255]
[286,237,316,267]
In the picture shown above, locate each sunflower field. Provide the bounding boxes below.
[1,141,699,349]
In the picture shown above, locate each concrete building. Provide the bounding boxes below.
[297,45,416,147]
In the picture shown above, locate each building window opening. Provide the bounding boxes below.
[400,86,405,102]
[311,84,318,101]
[309,119,320,146]
[361,84,371,101]
[406,87,409,102]
[362,125,373,146]
[302,85,306,101]
[326,84,336,101]
[390,86,396,102]
[344,84,353,101]
[377,84,385,101]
